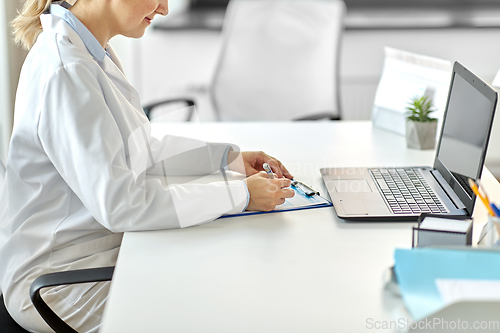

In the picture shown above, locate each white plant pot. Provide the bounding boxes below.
[406,120,437,150]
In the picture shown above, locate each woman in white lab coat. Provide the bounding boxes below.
[0,0,295,331]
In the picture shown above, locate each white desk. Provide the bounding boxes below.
[100,121,500,333]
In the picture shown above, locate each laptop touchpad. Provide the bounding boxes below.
[340,200,369,215]
[332,179,372,193]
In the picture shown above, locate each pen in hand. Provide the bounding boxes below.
[263,163,275,179]
[264,163,319,196]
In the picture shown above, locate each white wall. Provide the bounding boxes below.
[109,0,190,89]
[7,2,497,176]
[128,25,500,177]
[0,1,11,161]
[339,29,500,177]
[0,1,26,161]
[340,29,500,118]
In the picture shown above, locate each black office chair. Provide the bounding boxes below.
[143,98,196,121]
[30,267,115,333]
[142,97,340,122]
[0,294,29,333]
[0,158,115,333]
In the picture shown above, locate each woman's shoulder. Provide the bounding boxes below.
[25,30,102,81]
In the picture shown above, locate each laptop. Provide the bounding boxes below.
[321,61,497,221]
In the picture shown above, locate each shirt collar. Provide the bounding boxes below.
[50,3,107,62]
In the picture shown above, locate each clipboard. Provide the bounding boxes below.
[220,181,332,219]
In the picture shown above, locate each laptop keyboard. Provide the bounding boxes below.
[369,168,448,215]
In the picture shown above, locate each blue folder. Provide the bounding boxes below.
[220,184,332,219]
[394,248,500,320]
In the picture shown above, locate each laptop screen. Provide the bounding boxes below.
[434,62,497,214]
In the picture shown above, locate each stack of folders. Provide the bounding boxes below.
[394,248,500,324]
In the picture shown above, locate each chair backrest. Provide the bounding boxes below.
[210,0,345,121]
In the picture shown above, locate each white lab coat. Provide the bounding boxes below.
[0,12,248,333]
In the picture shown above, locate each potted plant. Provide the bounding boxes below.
[405,95,438,150]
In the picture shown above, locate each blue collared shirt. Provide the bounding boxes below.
[50,3,108,62]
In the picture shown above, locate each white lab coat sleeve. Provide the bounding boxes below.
[145,134,238,176]
[37,63,248,232]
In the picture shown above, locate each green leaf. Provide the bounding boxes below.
[405,94,437,122]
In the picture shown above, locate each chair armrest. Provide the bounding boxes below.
[30,267,115,333]
[294,112,341,121]
[143,98,196,121]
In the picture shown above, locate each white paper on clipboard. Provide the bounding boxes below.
[371,47,452,136]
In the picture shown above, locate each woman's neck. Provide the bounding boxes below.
[69,1,114,48]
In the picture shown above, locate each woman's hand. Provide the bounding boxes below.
[228,150,293,179]
[243,172,295,211]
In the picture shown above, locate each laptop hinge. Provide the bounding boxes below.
[431,170,466,210]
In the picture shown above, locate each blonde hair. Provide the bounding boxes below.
[12,0,55,50]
